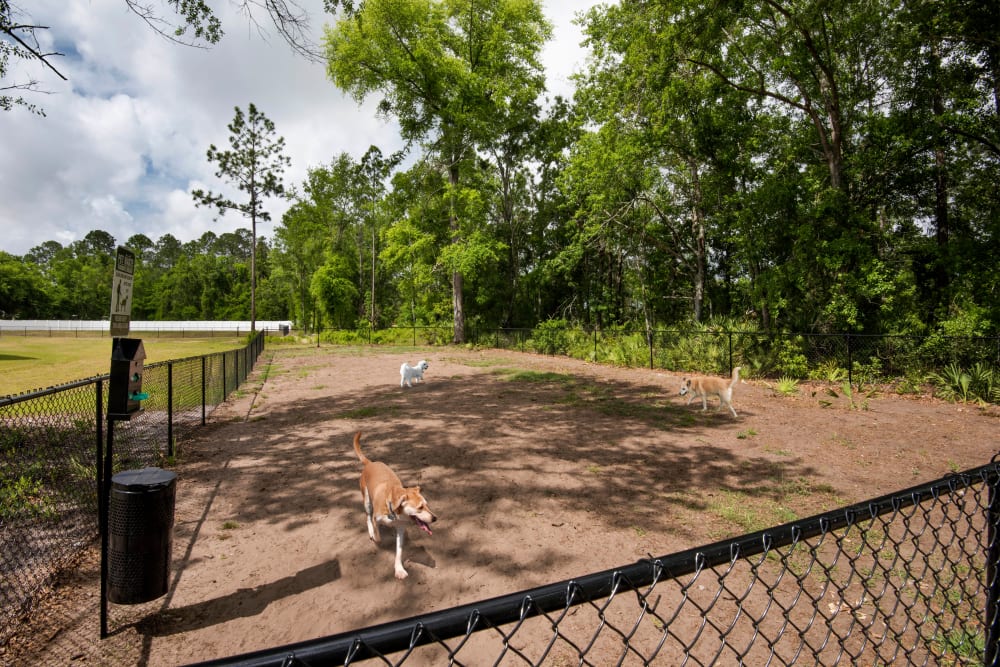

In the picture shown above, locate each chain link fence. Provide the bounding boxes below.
[0,333,266,645]
[193,460,1000,666]
[308,325,999,400]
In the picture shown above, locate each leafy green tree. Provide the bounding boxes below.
[379,161,453,327]
[125,234,154,262]
[324,0,551,342]
[43,240,114,319]
[0,251,51,317]
[24,240,63,273]
[271,153,372,329]
[311,255,359,328]
[356,146,401,327]
[193,103,290,331]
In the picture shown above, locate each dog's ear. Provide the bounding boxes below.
[391,491,408,514]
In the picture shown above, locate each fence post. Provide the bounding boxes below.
[846,333,853,391]
[987,458,1000,666]
[201,356,207,426]
[648,328,654,370]
[167,362,174,458]
[728,330,734,372]
[95,379,103,480]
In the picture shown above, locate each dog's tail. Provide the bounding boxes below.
[729,366,742,389]
[353,431,370,464]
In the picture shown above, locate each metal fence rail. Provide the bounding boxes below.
[193,461,1000,666]
[0,333,266,645]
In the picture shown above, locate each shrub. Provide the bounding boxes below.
[928,363,998,404]
[529,319,572,356]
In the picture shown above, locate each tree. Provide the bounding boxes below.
[192,103,290,331]
[356,146,400,327]
[0,250,51,317]
[1,0,320,114]
[0,0,64,114]
[324,0,551,342]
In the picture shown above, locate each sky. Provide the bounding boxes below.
[0,0,600,257]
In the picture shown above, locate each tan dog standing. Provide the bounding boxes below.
[679,366,742,417]
[353,431,437,579]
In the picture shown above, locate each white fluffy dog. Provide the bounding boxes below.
[400,360,429,388]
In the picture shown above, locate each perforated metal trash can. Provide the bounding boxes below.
[108,467,176,604]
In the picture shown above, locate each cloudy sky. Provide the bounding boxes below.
[0,0,599,257]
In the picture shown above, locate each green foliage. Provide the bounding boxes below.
[528,319,571,355]
[747,336,810,379]
[928,363,998,405]
[6,0,1000,354]
[775,377,799,396]
[597,330,649,367]
[311,255,360,328]
[930,627,985,665]
[824,382,880,411]
[0,474,57,521]
[916,306,994,369]
[893,371,928,396]
[653,324,730,374]
[809,361,848,383]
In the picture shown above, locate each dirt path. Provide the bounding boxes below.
[5,345,998,665]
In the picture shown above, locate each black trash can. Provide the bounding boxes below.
[108,467,176,604]
[280,324,290,336]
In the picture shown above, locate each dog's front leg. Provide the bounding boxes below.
[363,489,379,542]
[394,526,408,579]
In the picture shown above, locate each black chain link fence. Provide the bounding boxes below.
[0,333,266,645]
[310,325,999,390]
[193,461,1000,666]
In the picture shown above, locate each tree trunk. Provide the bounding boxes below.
[688,158,707,323]
[250,213,257,333]
[930,40,951,318]
[448,157,466,343]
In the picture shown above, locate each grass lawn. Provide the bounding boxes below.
[0,335,251,397]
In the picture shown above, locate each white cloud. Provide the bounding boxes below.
[0,0,601,256]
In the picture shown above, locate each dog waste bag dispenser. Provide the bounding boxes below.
[108,467,176,604]
[109,337,146,419]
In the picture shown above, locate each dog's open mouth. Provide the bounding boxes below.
[412,516,433,535]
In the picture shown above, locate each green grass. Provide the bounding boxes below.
[0,336,249,397]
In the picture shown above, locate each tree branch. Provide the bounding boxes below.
[2,22,67,80]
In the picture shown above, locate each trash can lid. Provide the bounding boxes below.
[111,467,176,491]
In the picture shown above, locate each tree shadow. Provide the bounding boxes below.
[152,350,821,635]
[133,559,341,636]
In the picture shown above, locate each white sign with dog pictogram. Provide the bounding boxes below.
[110,246,135,337]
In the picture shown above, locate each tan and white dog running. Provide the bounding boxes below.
[679,366,742,417]
[353,431,437,579]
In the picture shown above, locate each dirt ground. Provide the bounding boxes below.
[4,344,999,666]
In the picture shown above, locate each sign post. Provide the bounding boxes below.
[110,246,135,337]
[102,245,136,637]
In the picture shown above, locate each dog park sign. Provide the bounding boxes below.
[109,246,135,337]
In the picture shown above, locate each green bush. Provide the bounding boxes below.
[928,363,998,404]
[529,319,572,355]
[596,329,648,367]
